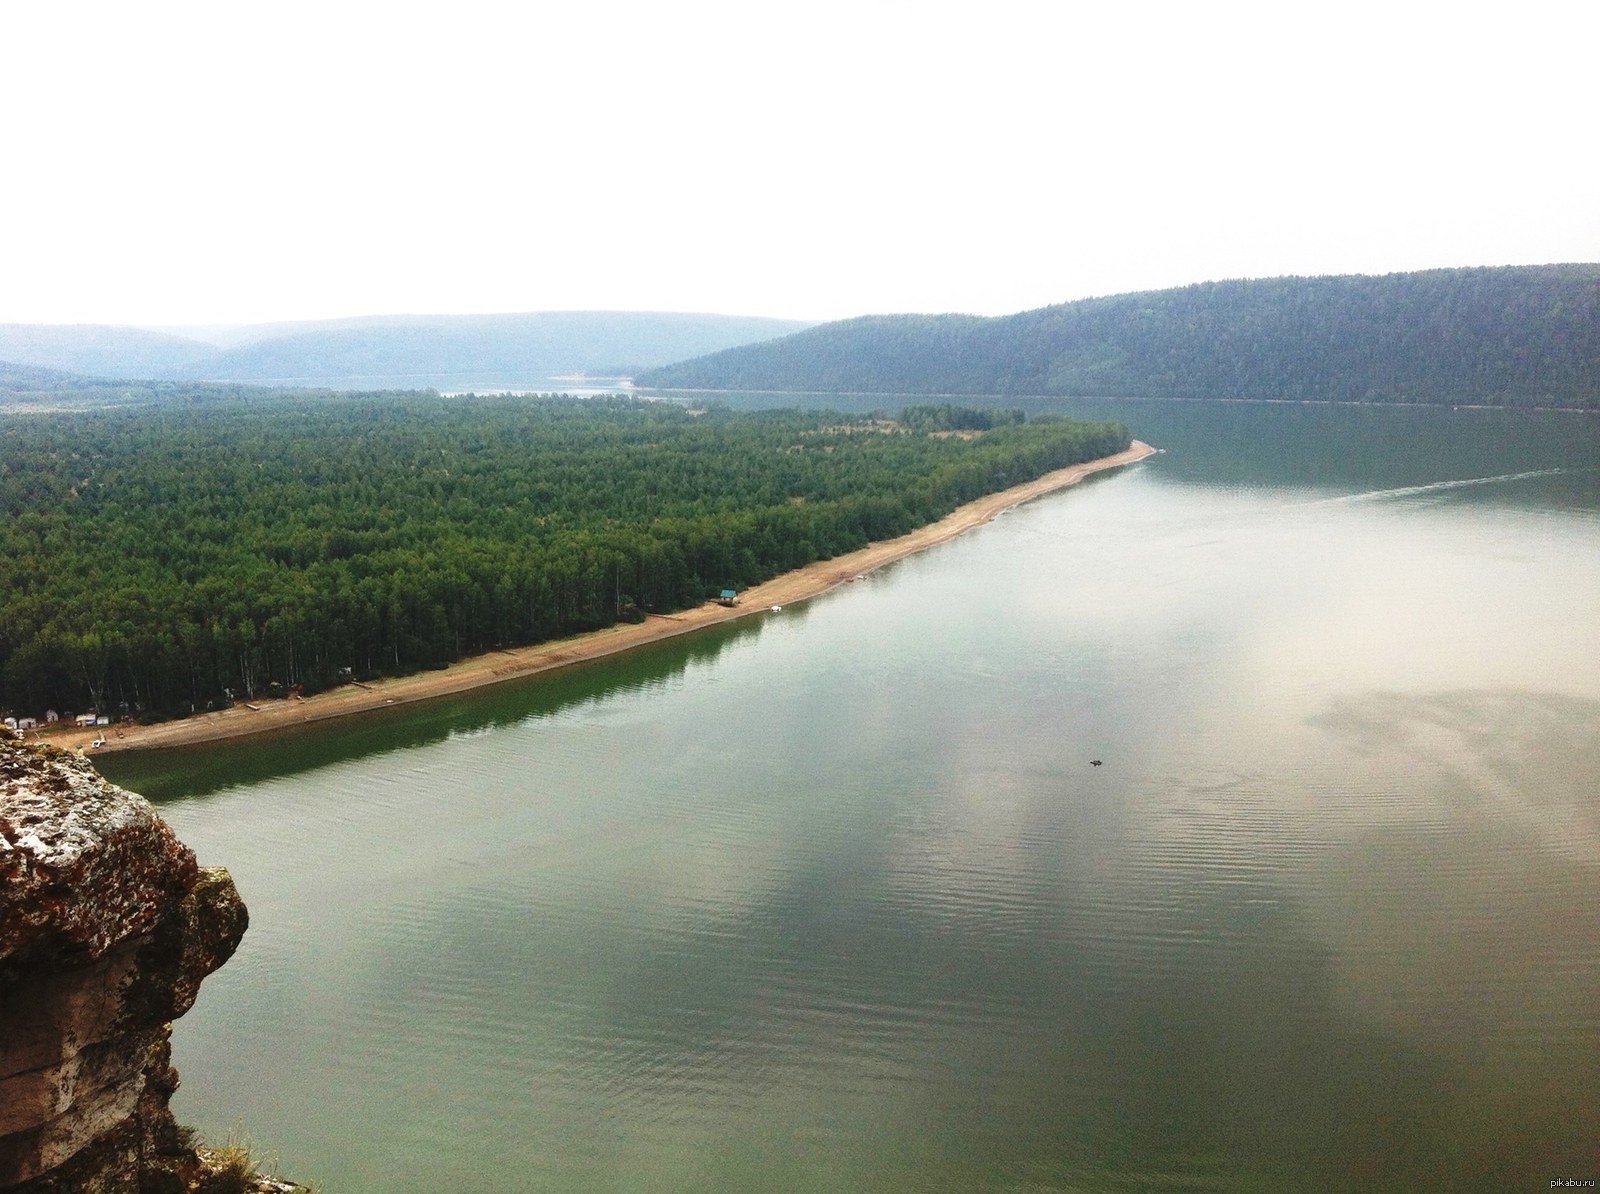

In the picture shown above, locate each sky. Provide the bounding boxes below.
[3,2,1596,328]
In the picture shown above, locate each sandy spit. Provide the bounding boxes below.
[56,441,1155,755]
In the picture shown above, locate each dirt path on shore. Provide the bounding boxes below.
[51,442,1155,755]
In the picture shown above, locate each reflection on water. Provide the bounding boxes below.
[686,391,1600,504]
[110,402,1600,1192]
[103,612,775,801]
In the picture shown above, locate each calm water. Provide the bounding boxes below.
[102,401,1600,1193]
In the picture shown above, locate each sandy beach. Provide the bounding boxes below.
[53,441,1155,755]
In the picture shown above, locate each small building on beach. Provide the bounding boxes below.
[717,589,740,607]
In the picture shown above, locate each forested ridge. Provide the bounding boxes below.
[636,266,1600,408]
[0,392,1127,719]
[1,362,261,408]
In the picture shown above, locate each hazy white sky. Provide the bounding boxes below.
[3,2,1595,327]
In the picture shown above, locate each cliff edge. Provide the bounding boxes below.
[0,740,301,1193]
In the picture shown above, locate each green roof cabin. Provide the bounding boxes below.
[717,589,740,607]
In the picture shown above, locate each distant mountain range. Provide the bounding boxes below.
[0,312,816,390]
[635,266,1600,408]
[9,267,1595,408]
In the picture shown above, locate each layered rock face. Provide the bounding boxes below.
[1,740,251,1193]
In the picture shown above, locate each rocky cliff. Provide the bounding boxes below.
[0,740,299,1193]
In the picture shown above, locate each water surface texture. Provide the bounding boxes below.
[103,402,1600,1192]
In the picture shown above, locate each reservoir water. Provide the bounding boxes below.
[102,400,1600,1192]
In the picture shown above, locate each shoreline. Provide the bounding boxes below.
[639,389,1599,415]
[56,441,1155,755]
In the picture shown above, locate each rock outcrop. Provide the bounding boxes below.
[0,740,291,1193]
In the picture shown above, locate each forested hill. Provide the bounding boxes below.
[1,360,94,392]
[0,311,814,390]
[636,266,1600,408]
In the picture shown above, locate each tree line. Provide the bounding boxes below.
[897,404,1026,433]
[0,391,1128,719]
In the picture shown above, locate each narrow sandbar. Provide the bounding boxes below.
[58,441,1156,754]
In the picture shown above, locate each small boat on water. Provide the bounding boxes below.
[770,605,782,613]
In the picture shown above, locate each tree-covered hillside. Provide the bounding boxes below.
[1,361,94,392]
[636,266,1600,408]
[0,391,1127,718]
[0,325,216,380]
[0,311,814,390]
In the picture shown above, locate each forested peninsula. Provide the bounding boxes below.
[635,265,1600,408]
[0,391,1127,722]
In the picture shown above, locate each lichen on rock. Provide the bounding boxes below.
[0,740,297,1193]
[0,744,200,977]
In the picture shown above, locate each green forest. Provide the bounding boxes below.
[635,265,1600,408]
[0,391,1128,719]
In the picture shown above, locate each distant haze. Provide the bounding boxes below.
[2,4,1596,327]
[0,313,814,389]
